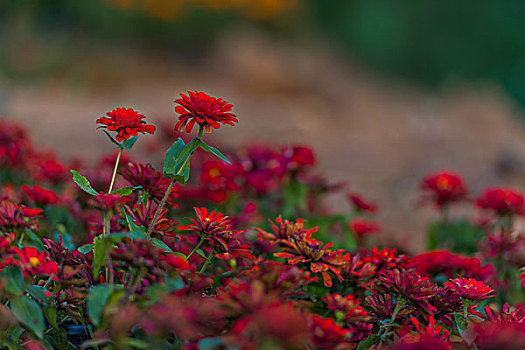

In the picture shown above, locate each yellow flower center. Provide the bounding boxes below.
[29,257,40,268]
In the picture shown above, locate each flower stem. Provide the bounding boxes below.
[146,178,175,238]
[185,237,206,261]
[103,147,123,237]
[108,147,123,194]
[199,252,213,273]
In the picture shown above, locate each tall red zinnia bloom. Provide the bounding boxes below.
[174,91,238,133]
[96,107,156,142]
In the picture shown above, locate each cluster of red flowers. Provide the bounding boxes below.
[0,93,523,350]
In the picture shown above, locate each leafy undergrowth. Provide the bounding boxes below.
[0,91,523,349]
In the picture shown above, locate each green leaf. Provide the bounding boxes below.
[92,235,110,279]
[70,170,98,196]
[124,213,147,235]
[43,306,58,330]
[198,139,231,164]
[11,295,45,339]
[121,135,139,150]
[196,249,206,258]
[0,266,24,296]
[356,334,380,350]
[77,244,93,254]
[26,284,49,303]
[87,285,114,327]
[163,137,199,184]
[112,186,142,197]
[454,312,475,345]
[151,238,173,253]
[103,131,140,150]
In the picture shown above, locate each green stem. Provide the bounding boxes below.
[199,126,204,138]
[199,253,213,273]
[185,237,206,261]
[146,178,175,238]
[103,147,123,237]
[108,147,123,194]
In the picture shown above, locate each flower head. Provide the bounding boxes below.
[443,276,495,301]
[375,269,436,314]
[476,187,525,216]
[350,219,381,238]
[174,91,238,133]
[96,107,156,142]
[420,170,467,208]
[119,162,179,206]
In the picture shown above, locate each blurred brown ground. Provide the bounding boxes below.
[3,28,525,251]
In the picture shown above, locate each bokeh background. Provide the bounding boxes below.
[2,0,525,249]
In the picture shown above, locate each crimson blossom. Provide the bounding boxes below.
[96,107,156,142]
[443,276,495,301]
[174,91,238,133]
[475,187,525,216]
[420,170,467,208]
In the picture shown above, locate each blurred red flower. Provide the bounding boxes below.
[476,187,525,216]
[420,170,467,208]
[174,91,238,133]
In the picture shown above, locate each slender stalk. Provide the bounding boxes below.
[108,147,123,194]
[185,237,206,261]
[199,252,213,273]
[146,178,175,238]
[103,147,123,237]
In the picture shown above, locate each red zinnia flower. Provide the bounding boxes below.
[96,107,156,142]
[10,246,58,276]
[174,91,238,133]
[443,276,495,301]
[274,234,345,287]
[376,269,436,314]
[119,162,179,206]
[476,187,525,216]
[350,219,381,238]
[22,184,58,205]
[420,170,467,208]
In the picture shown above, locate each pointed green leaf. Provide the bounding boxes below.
[163,138,199,184]
[112,186,142,197]
[92,235,110,279]
[124,213,147,235]
[77,244,93,254]
[11,295,45,339]
[0,266,24,296]
[198,139,231,164]
[87,285,114,327]
[43,306,58,330]
[151,238,173,253]
[70,170,98,196]
[196,249,206,258]
[121,135,139,150]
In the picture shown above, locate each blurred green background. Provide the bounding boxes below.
[2,0,525,105]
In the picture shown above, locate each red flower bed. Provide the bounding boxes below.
[0,92,523,349]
